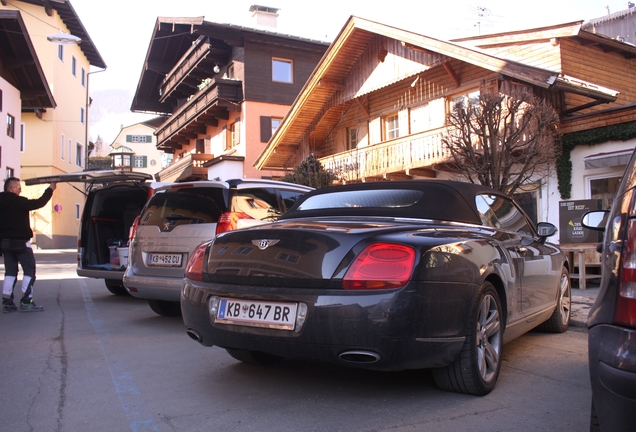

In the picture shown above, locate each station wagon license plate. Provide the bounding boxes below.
[216,298,297,330]
[147,253,182,267]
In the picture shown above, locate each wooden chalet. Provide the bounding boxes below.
[256,18,636,189]
[131,12,329,182]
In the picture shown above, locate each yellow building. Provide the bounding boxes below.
[0,0,105,248]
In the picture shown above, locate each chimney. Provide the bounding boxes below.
[249,5,280,29]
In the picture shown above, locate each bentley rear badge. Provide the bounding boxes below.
[252,239,280,250]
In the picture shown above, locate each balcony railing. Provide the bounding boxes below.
[156,78,242,148]
[154,153,214,183]
[319,127,450,182]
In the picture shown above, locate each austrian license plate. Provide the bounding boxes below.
[216,298,297,330]
[147,253,182,267]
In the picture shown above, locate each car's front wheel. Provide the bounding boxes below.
[537,266,571,333]
[148,299,181,317]
[432,281,503,396]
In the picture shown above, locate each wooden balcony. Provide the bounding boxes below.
[154,153,214,183]
[319,127,450,182]
[156,78,242,151]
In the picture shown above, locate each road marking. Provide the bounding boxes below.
[80,281,159,432]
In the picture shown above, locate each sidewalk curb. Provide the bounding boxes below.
[570,295,595,328]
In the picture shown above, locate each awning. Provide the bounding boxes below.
[584,148,635,169]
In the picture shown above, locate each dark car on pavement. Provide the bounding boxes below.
[181,180,571,396]
[582,148,636,432]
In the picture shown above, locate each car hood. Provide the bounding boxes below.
[203,217,489,288]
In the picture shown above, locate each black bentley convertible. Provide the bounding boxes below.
[181,180,570,395]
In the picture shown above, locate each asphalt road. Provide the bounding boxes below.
[0,250,592,432]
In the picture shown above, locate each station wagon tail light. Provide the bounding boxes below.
[343,243,416,290]
[129,215,140,243]
[616,219,636,328]
[185,242,209,282]
[216,212,254,235]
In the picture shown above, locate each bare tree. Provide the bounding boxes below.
[441,91,559,196]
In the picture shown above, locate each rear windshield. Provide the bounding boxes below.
[283,185,482,225]
[297,189,422,210]
[140,186,226,227]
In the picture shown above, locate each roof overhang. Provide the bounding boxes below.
[12,0,106,68]
[0,10,55,110]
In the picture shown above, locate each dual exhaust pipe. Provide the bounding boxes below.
[186,329,381,365]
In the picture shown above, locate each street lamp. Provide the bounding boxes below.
[46,33,81,45]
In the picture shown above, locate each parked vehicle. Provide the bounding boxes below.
[24,171,155,295]
[582,148,636,432]
[181,180,570,396]
[123,179,313,316]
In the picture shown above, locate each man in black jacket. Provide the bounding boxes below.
[0,177,56,313]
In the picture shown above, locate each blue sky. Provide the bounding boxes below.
[67,0,627,143]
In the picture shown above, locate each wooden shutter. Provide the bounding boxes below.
[260,116,272,143]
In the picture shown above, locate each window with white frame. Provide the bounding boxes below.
[226,119,240,150]
[58,44,63,62]
[133,156,147,168]
[61,134,65,160]
[451,90,480,112]
[80,107,85,124]
[76,142,83,167]
[76,203,81,220]
[383,113,399,140]
[272,58,293,83]
[72,56,77,77]
[589,174,623,210]
[81,68,86,87]
[126,135,151,143]
[68,139,72,164]
[271,118,282,135]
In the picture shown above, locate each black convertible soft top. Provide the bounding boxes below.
[281,180,504,225]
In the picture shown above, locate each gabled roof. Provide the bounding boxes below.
[131,17,329,114]
[0,9,55,109]
[12,0,106,68]
[255,16,619,170]
[454,20,636,60]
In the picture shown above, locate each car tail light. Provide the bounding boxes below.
[185,242,209,282]
[216,212,254,235]
[128,215,140,243]
[616,219,636,327]
[343,243,416,290]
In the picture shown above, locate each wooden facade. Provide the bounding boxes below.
[132,17,328,181]
[257,18,636,184]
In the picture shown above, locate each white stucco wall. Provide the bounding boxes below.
[0,76,21,179]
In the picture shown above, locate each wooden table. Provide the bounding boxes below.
[559,244,601,290]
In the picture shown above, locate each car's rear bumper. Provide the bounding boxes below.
[123,270,183,301]
[78,267,125,281]
[589,324,636,432]
[181,280,476,371]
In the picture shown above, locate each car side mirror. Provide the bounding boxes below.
[536,222,557,238]
[581,210,609,232]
